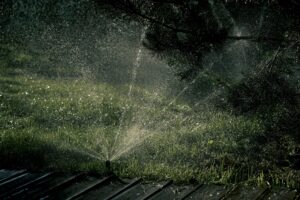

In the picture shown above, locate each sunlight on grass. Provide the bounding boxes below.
[0,66,299,187]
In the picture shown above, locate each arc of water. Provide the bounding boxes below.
[109,17,264,161]
[241,43,247,66]
[110,131,153,161]
[128,47,143,96]
[258,5,267,36]
[109,27,148,160]
[109,24,248,161]
[161,71,202,113]
[110,61,208,161]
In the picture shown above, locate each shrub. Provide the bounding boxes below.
[226,59,300,140]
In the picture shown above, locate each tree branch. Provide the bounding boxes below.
[227,35,299,43]
[105,0,193,33]
[104,1,299,44]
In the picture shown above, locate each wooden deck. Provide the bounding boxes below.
[0,169,298,199]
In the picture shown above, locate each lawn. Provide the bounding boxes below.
[0,49,299,188]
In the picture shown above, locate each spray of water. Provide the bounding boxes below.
[110,125,151,161]
[109,27,148,160]
[258,5,267,36]
[110,71,205,161]
[163,77,198,111]
[105,17,254,163]
[233,26,250,79]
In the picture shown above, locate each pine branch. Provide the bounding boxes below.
[227,35,299,43]
[103,1,300,44]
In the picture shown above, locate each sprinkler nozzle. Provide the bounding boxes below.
[105,160,111,171]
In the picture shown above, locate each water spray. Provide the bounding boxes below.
[110,26,148,159]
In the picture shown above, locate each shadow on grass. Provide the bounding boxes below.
[0,133,105,173]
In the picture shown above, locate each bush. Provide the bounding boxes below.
[226,61,300,140]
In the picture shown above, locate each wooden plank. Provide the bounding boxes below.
[220,184,239,200]
[36,173,86,198]
[104,178,142,200]
[2,173,53,198]
[264,188,298,200]
[225,186,268,200]
[66,176,113,200]
[78,178,125,200]
[0,173,29,187]
[140,180,173,200]
[13,175,74,198]
[180,184,203,200]
[185,184,230,200]
[150,184,192,200]
[113,182,158,200]
[0,170,27,184]
[0,169,11,180]
[0,169,298,200]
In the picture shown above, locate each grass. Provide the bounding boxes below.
[0,49,299,188]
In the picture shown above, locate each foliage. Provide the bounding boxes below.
[226,49,300,139]
[227,65,297,113]
[103,0,300,81]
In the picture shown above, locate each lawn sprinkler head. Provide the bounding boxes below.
[105,160,111,172]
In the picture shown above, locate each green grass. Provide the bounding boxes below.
[0,50,299,188]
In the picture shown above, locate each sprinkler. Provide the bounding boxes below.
[105,160,111,173]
